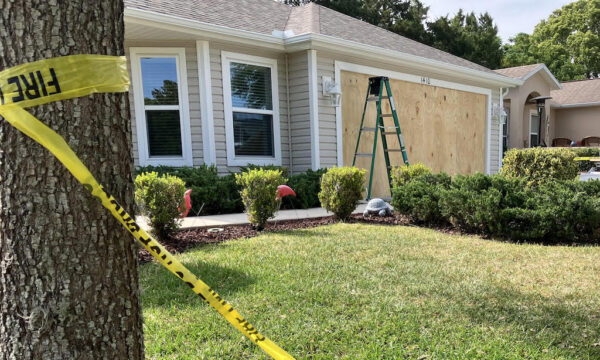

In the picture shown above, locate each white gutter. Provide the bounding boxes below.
[125,7,522,89]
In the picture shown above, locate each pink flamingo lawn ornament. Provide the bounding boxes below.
[179,189,193,218]
[276,185,296,201]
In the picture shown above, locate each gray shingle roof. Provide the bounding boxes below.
[493,64,544,79]
[552,79,600,106]
[125,0,500,75]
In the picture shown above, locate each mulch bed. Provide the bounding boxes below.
[138,213,418,263]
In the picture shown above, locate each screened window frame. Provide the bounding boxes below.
[222,51,281,167]
[130,47,193,166]
[529,110,540,148]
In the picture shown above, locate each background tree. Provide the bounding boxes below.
[428,10,504,69]
[0,1,144,359]
[503,0,600,80]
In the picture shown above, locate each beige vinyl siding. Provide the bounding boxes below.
[288,51,313,173]
[316,50,503,174]
[209,42,290,174]
[125,40,203,167]
[317,52,338,168]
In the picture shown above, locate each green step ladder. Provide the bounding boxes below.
[352,76,409,200]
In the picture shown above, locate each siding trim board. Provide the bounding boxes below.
[333,61,494,174]
[308,49,321,170]
[196,40,216,165]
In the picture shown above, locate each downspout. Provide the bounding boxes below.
[285,54,293,173]
[499,87,509,168]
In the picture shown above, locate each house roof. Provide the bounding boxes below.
[124,0,505,78]
[494,63,561,90]
[551,78,600,107]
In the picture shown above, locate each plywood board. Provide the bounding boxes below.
[341,71,486,198]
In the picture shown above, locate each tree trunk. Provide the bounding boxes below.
[0,1,144,359]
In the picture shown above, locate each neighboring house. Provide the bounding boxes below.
[123,0,520,197]
[550,79,600,146]
[495,64,600,150]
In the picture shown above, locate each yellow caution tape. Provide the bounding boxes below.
[0,55,294,360]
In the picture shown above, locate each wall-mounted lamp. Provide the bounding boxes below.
[322,76,341,107]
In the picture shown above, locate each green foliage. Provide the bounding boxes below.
[439,174,529,234]
[572,147,600,172]
[136,165,243,215]
[502,0,600,81]
[391,172,451,223]
[235,169,286,229]
[283,169,326,209]
[427,10,503,69]
[390,163,431,187]
[135,172,186,239]
[501,148,578,186]
[318,167,366,220]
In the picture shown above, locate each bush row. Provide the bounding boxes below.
[135,165,326,216]
[392,167,600,244]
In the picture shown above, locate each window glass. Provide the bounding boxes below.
[141,57,179,105]
[146,110,182,156]
[230,62,272,110]
[233,112,274,156]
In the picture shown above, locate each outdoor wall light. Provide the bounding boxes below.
[322,76,342,107]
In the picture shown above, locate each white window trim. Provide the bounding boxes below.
[130,47,193,167]
[334,61,493,173]
[529,110,540,147]
[196,41,216,165]
[221,51,281,166]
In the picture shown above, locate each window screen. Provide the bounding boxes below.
[530,114,540,147]
[229,62,274,157]
[140,57,183,157]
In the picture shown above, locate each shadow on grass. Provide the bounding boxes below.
[141,259,255,308]
[455,282,600,355]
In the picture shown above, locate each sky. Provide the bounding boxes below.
[422,0,573,43]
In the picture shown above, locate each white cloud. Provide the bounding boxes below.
[422,0,573,42]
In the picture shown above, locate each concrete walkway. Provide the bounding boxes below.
[137,204,367,230]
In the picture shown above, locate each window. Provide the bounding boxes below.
[130,48,192,166]
[502,107,509,154]
[222,52,281,166]
[530,113,540,147]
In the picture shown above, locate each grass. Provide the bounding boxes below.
[140,224,600,359]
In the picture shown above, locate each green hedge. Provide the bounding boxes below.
[391,165,600,244]
[319,167,366,221]
[236,169,285,229]
[135,165,325,216]
[501,148,578,186]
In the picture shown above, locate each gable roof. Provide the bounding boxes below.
[494,64,561,90]
[124,0,518,84]
[551,78,600,108]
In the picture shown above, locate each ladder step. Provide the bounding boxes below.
[355,153,373,157]
[361,127,376,132]
[381,131,398,135]
[385,149,403,153]
[367,96,389,102]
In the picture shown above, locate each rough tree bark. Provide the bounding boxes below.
[0,1,144,359]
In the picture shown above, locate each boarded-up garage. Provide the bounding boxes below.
[341,71,487,198]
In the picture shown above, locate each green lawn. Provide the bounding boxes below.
[140,224,600,359]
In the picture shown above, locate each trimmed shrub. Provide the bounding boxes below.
[439,174,528,235]
[390,163,431,188]
[282,169,326,209]
[135,172,186,239]
[135,165,243,215]
[319,167,366,220]
[392,173,451,224]
[501,147,578,186]
[235,169,285,229]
